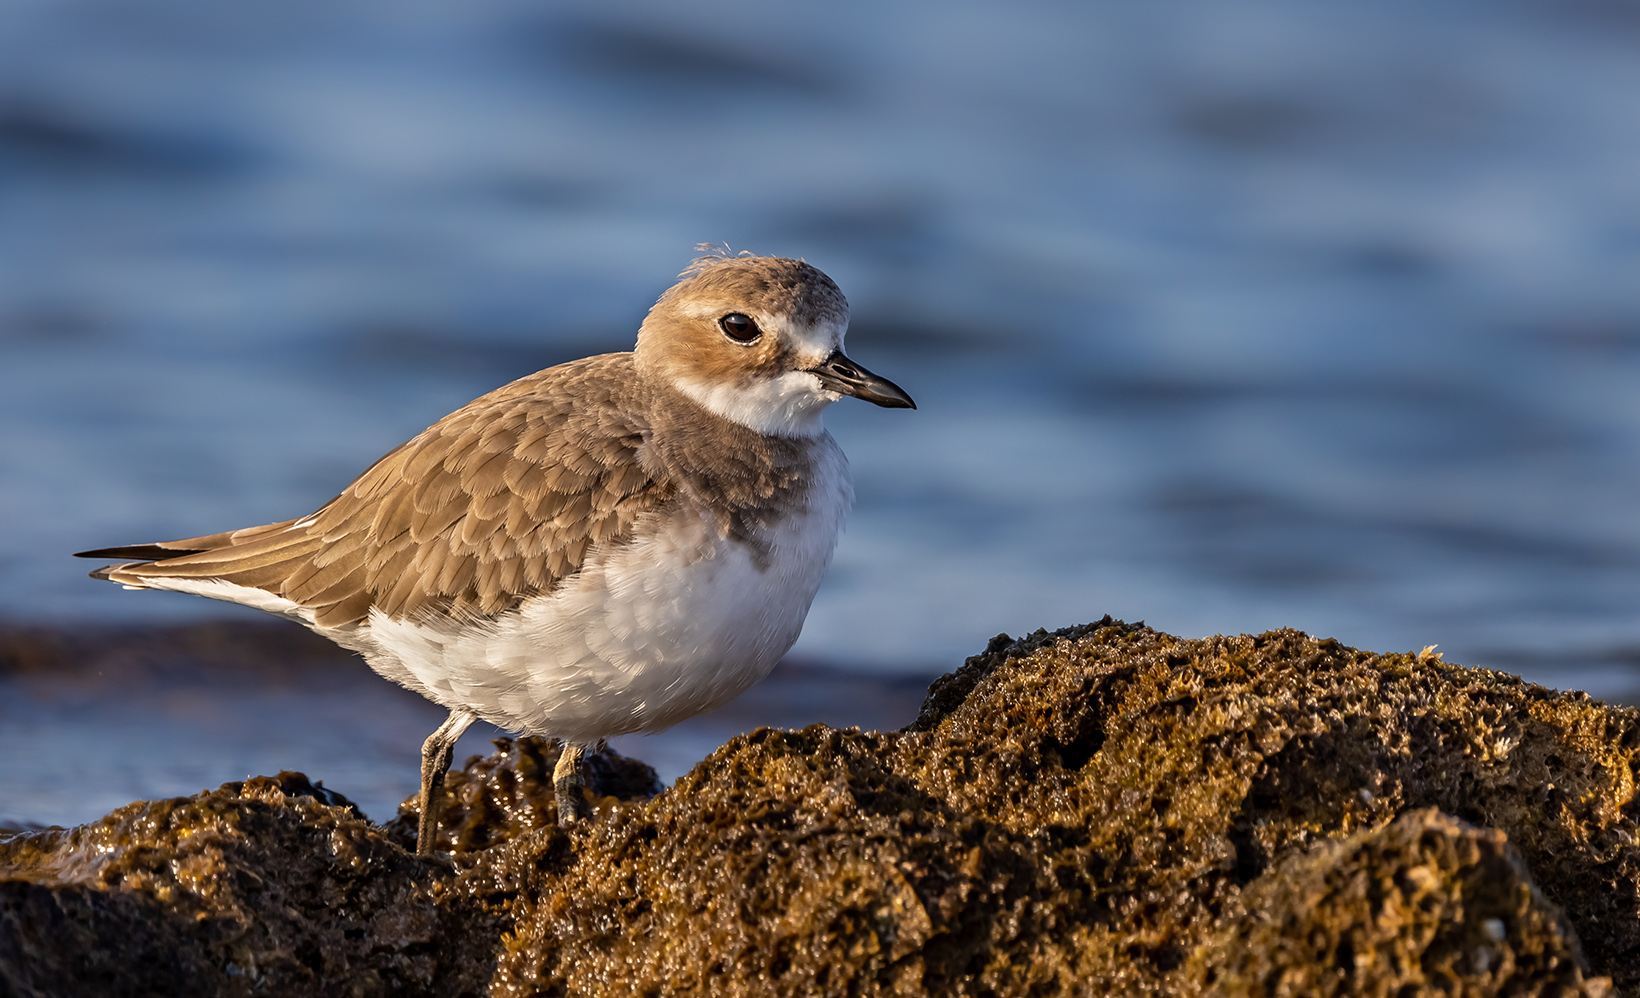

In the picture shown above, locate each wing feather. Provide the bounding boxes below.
[83,354,672,625]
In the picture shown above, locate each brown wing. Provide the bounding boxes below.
[84,355,672,627]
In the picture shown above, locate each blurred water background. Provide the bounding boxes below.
[5,0,1640,827]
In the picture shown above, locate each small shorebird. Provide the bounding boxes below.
[77,250,914,855]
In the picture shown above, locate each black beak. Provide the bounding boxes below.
[809,350,916,409]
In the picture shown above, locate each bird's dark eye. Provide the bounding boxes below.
[719,313,760,342]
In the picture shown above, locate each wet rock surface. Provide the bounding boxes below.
[1190,808,1599,996]
[3,618,1636,995]
[0,772,494,997]
[380,737,664,855]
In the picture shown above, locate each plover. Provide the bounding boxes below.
[77,251,914,855]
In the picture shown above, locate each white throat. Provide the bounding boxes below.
[673,370,840,438]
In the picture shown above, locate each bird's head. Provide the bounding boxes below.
[635,251,915,437]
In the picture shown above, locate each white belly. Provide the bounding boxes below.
[348,445,852,741]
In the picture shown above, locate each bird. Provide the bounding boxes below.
[76,250,915,856]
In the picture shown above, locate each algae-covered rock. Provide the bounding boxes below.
[2,619,1636,996]
[0,772,493,998]
[1193,808,1603,997]
[381,737,664,854]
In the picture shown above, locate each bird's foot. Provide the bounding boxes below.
[553,741,590,824]
[415,709,476,857]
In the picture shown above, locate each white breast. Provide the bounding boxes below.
[352,434,853,741]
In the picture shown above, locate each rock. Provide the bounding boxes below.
[0,772,493,997]
[1191,809,1600,996]
[381,736,665,853]
[1,619,1632,996]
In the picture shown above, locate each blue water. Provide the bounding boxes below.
[5,0,1640,824]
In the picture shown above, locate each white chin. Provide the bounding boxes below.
[673,371,838,437]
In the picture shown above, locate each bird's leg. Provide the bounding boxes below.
[416,708,476,857]
[553,740,589,824]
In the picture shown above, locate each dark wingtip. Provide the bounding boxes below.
[74,544,204,561]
